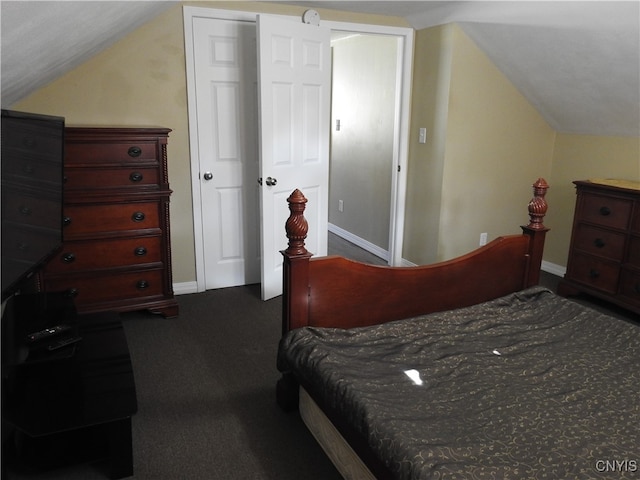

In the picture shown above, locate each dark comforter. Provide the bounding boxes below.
[278,287,640,479]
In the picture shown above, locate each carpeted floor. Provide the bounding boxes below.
[4,285,342,480]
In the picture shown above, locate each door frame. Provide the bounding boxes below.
[184,6,414,292]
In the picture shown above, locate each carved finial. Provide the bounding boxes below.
[527,178,549,230]
[284,189,309,255]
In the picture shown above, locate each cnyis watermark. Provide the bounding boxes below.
[595,460,638,473]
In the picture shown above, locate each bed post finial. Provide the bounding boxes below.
[522,178,550,287]
[527,178,549,230]
[282,189,313,337]
[285,189,309,256]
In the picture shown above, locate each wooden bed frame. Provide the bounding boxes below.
[277,178,549,478]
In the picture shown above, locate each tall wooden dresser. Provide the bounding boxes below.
[40,127,179,318]
[558,179,640,315]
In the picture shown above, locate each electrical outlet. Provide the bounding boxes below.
[338,200,344,212]
[479,232,488,246]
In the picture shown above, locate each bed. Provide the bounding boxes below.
[276,179,640,479]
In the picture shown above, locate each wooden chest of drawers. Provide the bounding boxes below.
[558,180,640,314]
[40,127,178,317]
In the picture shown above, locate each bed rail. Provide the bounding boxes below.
[281,179,549,334]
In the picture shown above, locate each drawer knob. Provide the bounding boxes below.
[599,206,611,216]
[19,205,32,216]
[593,238,606,248]
[128,146,142,158]
[134,246,147,256]
[136,280,149,290]
[589,269,600,278]
[129,172,144,182]
[61,252,76,263]
[132,211,146,222]
[65,288,79,298]
[63,216,72,227]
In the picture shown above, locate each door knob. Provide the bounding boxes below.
[265,176,277,186]
[203,172,213,181]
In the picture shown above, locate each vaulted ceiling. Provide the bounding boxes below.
[2,1,639,137]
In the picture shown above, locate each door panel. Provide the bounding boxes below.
[257,15,331,300]
[193,17,260,289]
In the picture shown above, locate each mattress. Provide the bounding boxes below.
[278,287,640,479]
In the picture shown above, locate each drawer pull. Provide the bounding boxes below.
[129,172,144,182]
[63,216,72,227]
[593,238,606,248]
[589,269,600,278]
[61,252,76,263]
[19,205,32,216]
[65,288,79,298]
[132,211,146,222]
[136,280,149,290]
[134,246,147,256]
[17,241,29,252]
[599,206,611,216]
[128,146,142,158]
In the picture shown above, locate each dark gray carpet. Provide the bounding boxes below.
[5,285,341,480]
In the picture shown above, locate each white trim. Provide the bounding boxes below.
[541,260,566,277]
[323,20,414,267]
[183,6,414,290]
[173,281,199,296]
[329,223,389,262]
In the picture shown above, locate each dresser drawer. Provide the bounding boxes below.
[632,203,640,234]
[619,268,640,307]
[65,141,160,165]
[628,236,640,266]
[63,202,160,236]
[65,166,160,190]
[2,188,61,230]
[1,224,60,263]
[567,252,620,294]
[44,236,162,273]
[580,192,633,230]
[573,224,626,261]
[2,119,64,164]
[43,268,166,305]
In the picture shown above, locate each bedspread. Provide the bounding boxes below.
[278,287,640,479]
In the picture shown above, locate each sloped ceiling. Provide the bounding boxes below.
[2,1,639,137]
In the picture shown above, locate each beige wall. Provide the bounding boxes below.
[439,25,556,260]
[545,134,640,267]
[403,24,555,264]
[403,25,453,265]
[10,2,408,284]
[10,2,639,283]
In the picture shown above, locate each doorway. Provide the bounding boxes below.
[184,7,413,292]
[329,32,399,262]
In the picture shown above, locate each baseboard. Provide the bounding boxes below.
[541,261,566,277]
[328,223,389,262]
[173,281,199,296]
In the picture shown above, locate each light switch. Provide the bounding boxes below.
[418,127,427,144]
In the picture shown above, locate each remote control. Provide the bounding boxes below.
[26,324,72,343]
[47,336,82,351]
